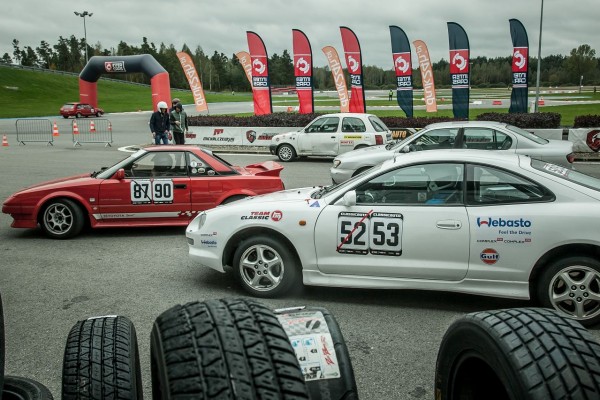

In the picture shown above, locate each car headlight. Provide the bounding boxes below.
[333,159,341,168]
[188,212,207,232]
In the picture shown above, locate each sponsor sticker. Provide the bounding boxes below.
[480,248,499,265]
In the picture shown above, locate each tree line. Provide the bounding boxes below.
[3,36,599,91]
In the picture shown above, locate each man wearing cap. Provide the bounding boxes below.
[170,103,189,145]
[170,98,182,113]
[149,101,171,145]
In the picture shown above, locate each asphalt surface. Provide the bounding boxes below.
[1,113,600,399]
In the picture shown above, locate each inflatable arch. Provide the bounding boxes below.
[79,54,171,111]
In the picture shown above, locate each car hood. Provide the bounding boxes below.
[336,144,392,161]
[212,186,322,211]
[11,174,97,195]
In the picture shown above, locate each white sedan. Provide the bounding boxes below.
[331,121,575,184]
[269,113,392,162]
[187,150,600,326]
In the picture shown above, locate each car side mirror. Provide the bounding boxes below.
[342,190,357,207]
[114,168,125,180]
[400,146,410,153]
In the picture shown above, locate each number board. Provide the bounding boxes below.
[130,179,174,204]
[337,212,403,256]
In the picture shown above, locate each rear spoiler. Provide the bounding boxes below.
[245,161,284,177]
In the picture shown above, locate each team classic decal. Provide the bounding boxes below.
[130,179,173,204]
[480,248,499,265]
[241,211,283,221]
[337,211,403,256]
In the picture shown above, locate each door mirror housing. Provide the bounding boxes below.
[342,190,357,207]
[113,168,125,180]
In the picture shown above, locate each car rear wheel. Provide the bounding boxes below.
[233,235,301,298]
[40,199,84,239]
[537,256,600,327]
[62,115,68,119]
[435,308,600,399]
[95,112,100,117]
[75,113,82,118]
[277,144,296,162]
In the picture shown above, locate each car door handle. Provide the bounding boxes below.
[331,136,336,139]
[436,220,462,230]
[174,184,187,189]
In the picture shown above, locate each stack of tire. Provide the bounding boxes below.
[0,293,54,399]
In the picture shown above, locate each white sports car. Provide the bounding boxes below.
[187,150,600,326]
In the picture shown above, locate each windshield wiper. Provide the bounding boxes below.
[312,184,337,199]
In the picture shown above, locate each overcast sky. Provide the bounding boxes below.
[2,0,598,69]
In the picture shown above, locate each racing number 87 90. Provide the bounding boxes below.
[337,212,403,256]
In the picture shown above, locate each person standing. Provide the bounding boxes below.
[388,89,393,101]
[150,101,171,145]
[170,103,188,145]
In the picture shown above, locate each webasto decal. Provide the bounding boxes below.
[477,217,531,228]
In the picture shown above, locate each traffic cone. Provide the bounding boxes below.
[72,121,80,135]
[108,122,112,132]
[90,120,96,133]
[2,134,8,147]
[52,121,60,137]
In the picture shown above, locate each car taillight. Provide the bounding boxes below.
[375,135,383,145]
[566,153,575,164]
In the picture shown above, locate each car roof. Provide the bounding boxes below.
[423,121,509,130]
[319,113,379,118]
[382,148,525,168]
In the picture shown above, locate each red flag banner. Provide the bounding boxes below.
[413,40,438,112]
[176,52,208,113]
[340,27,366,113]
[246,31,272,115]
[322,46,349,112]
[292,29,314,114]
[235,51,253,85]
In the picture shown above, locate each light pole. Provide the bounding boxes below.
[74,11,93,65]
[534,0,543,112]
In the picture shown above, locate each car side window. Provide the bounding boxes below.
[342,117,367,133]
[368,116,388,132]
[463,128,513,150]
[188,153,215,176]
[306,117,340,133]
[466,164,553,205]
[355,163,464,205]
[124,152,188,178]
[411,129,459,151]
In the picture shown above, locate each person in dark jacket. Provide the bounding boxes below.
[170,103,188,145]
[150,101,171,145]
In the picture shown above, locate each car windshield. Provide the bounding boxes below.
[95,149,146,178]
[505,124,549,144]
[531,159,600,191]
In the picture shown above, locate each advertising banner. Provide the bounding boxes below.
[176,52,208,113]
[235,51,253,85]
[389,25,413,118]
[509,19,529,114]
[340,27,366,113]
[247,31,273,115]
[413,40,437,112]
[447,22,470,119]
[322,46,350,112]
[292,29,314,114]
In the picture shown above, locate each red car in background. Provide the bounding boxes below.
[2,146,285,239]
[60,102,104,118]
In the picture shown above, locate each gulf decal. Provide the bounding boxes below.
[480,248,499,265]
[413,40,438,112]
[447,22,470,119]
[508,19,529,113]
[322,46,350,112]
[292,29,314,114]
[340,27,366,113]
[176,52,208,113]
[235,51,253,85]
[246,31,273,115]
[389,25,413,118]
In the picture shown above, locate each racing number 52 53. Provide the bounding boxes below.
[340,220,366,246]
[372,221,400,246]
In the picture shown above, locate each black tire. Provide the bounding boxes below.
[0,292,4,396]
[221,194,249,205]
[40,198,84,239]
[435,308,600,400]
[62,116,68,119]
[75,113,81,119]
[95,113,100,117]
[62,316,142,400]
[275,306,358,400]
[150,298,309,399]
[3,376,54,400]
[537,256,600,327]
[233,235,301,298]
[277,144,297,162]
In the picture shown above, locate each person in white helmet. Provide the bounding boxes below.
[149,101,171,145]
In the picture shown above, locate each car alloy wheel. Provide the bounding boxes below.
[538,256,600,327]
[239,244,284,292]
[41,199,84,239]
[277,144,296,162]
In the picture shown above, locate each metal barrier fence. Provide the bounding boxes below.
[72,119,113,147]
[15,119,53,145]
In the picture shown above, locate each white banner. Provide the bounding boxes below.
[185,126,301,146]
[569,128,600,153]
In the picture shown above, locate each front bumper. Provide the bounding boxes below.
[269,144,277,155]
[2,201,38,229]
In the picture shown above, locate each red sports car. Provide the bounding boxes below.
[2,146,284,239]
[60,102,105,118]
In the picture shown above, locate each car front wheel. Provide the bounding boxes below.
[277,144,296,162]
[40,198,84,239]
[537,256,600,327]
[233,236,300,297]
